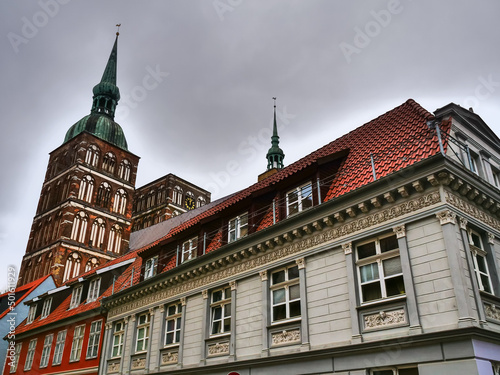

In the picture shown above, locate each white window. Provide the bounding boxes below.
[107,224,122,253]
[469,152,480,176]
[210,287,231,335]
[468,229,494,294]
[86,320,102,359]
[85,257,99,273]
[41,297,52,319]
[70,324,85,362]
[52,330,67,365]
[197,197,206,208]
[165,302,182,346]
[70,285,83,309]
[102,152,116,173]
[27,304,36,324]
[63,252,82,282]
[87,278,101,302]
[9,342,22,373]
[70,211,88,243]
[78,175,95,203]
[371,368,419,375]
[173,186,183,206]
[356,234,405,303]
[24,339,37,371]
[144,256,158,279]
[286,183,313,216]
[113,189,127,215]
[89,218,106,249]
[85,145,100,167]
[112,321,125,357]
[135,313,150,352]
[228,213,248,243]
[181,237,197,263]
[40,334,54,368]
[270,265,301,322]
[118,159,131,181]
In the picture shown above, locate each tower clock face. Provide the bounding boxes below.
[184,196,195,210]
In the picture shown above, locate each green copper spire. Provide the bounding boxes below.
[63,29,128,150]
[266,97,285,170]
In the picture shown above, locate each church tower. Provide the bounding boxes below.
[17,32,140,287]
[258,98,285,182]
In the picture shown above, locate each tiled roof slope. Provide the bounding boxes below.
[137,99,446,255]
[0,275,51,320]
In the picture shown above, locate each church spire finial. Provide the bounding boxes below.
[116,23,121,36]
[266,97,285,171]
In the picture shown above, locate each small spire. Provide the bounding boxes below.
[116,23,121,36]
[266,97,285,170]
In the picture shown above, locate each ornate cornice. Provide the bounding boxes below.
[446,191,500,231]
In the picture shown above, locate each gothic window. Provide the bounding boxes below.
[42,187,51,211]
[52,215,61,241]
[61,177,70,201]
[197,197,206,208]
[158,185,165,204]
[118,159,131,181]
[70,211,89,243]
[78,175,95,203]
[96,182,112,209]
[85,145,100,167]
[173,186,183,206]
[107,224,122,253]
[102,152,116,174]
[113,189,127,215]
[63,252,82,282]
[85,257,99,273]
[89,218,106,248]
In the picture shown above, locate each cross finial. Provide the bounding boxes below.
[116,24,121,36]
[272,97,277,108]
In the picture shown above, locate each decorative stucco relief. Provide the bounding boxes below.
[161,351,179,365]
[485,303,500,322]
[208,342,229,356]
[107,361,120,373]
[446,192,500,231]
[131,356,146,369]
[364,309,406,330]
[271,329,301,346]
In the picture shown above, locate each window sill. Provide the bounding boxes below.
[357,294,406,309]
[207,332,231,340]
[269,317,301,327]
[163,343,180,349]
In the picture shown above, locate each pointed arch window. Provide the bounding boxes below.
[78,175,95,203]
[96,182,112,209]
[89,218,106,248]
[158,185,165,204]
[197,197,206,208]
[107,225,122,253]
[70,211,89,243]
[63,252,82,282]
[118,159,131,181]
[85,145,100,167]
[147,190,156,209]
[113,189,127,215]
[85,257,100,272]
[173,186,183,206]
[41,187,51,212]
[102,152,116,174]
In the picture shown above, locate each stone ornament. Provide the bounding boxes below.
[392,225,406,239]
[161,351,179,365]
[295,257,306,269]
[485,303,500,322]
[107,361,120,373]
[342,242,352,255]
[436,210,456,225]
[131,357,146,369]
[208,342,230,356]
[271,329,301,346]
[446,192,500,231]
[364,309,406,330]
[259,270,268,282]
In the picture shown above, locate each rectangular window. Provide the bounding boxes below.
[87,278,101,303]
[135,313,150,352]
[112,321,125,357]
[144,256,158,279]
[210,287,231,335]
[286,183,313,216]
[27,304,37,324]
[270,265,301,322]
[52,330,67,366]
[40,334,54,368]
[468,229,494,294]
[24,339,37,371]
[86,320,102,359]
[70,286,82,309]
[165,302,182,346]
[181,237,197,263]
[9,343,22,373]
[41,297,52,319]
[70,324,85,362]
[356,234,405,303]
[372,368,419,375]
[228,213,248,243]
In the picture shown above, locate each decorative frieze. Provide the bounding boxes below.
[131,356,146,370]
[484,303,500,322]
[271,329,301,346]
[107,361,120,373]
[161,351,179,365]
[207,342,229,356]
[446,192,500,231]
[364,309,406,330]
[108,191,441,318]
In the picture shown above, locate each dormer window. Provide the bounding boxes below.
[144,256,158,280]
[70,285,83,309]
[41,297,52,319]
[228,213,248,243]
[27,304,37,324]
[87,278,101,303]
[286,183,313,216]
[181,237,197,263]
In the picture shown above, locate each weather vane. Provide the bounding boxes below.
[116,24,121,36]
[272,97,277,108]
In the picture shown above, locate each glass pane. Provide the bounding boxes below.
[137,328,144,340]
[176,317,182,329]
[224,304,231,317]
[289,284,300,300]
[168,305,176,316]
[288,190,298,203]
[272,270,285,285]
[301,184,313,210]
[223,318,231,332]
[386,275,405,297]
[399,368,419,375]
[290,301,301,318]
[476,255,488,273]
[373,371,394,375]
[380,235,398,252]
[240,226,248,237]
[357,242,376,259]
[480,274,492,293]
[360,263,379,282]
[165,332,173,344]
[213,306,222,320]
[167,319,175,331]
[362,281,382,301]
[225,288,231,299]
[212,290,222,303]
[273,289,286,304]
[288,202,299,215]
[178,304,182,313]
[471,232,482,248]
[288,266,299,280]
[175,331,180,343]
[383,257,402,276]
[212,321,221,334]
[273,305,286,321]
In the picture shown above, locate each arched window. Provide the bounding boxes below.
[61,176,71,201]
[85,257,99,272]
[70,211,88,243]
[197,197,206,208]
[96,182,112,209]
[85,145,100,167]
[147,190,156,209]
[63,252,82,282]
[172,186,183,206]
[107,225,122,253]
[44,252,52,276]
[78,175,95,203]
[89,218,106,248]
[113,189,127,215]
[41,187,51,212]
[118,159,131,181]
[102,152,116,174]
[157,185,165,204]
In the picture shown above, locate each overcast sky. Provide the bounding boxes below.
[1,0,500,290]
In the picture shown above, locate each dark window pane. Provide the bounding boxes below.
[212,321,221,335]
[212,290,222,302]
[168,305,176,315]
[383,257,402,276]
[399,368,419,375]
[477,256,488,273]
[386,275,405,297]
[175,331,180,343]
[362,281,382,301]
[471,232,482,248]
[167,320,175,331]
[223,318,231,332]
[288,202,299,215]
[165,332,173,344]
[273,305,286,321]
[480,274,492,293]
[213,306,222,320]
[289,301,301,318]
[272,270,285,285]
[289,284,300,300]
[225,288,231,299]
[224,304,231,317]
[176,317,181,329]
[273,289,286,304]
[288,266,299,280]
[380,235,398,252]
[358,242,376,259]
[373,371,393,375]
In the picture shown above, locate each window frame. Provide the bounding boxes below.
[228,213,248,243]
[286,183,313,217]
[87,278,101,303]
[41,297,52,319]
[164,302,183,346]
[9,342,22,373]
[270,264,301,323]
[135,313,150,353]
[70,285,83,309]
[144,255,158,280]
[26,304,37,324]
[39,333,54,368]
[86,320,102,359]
[52,330,67,366]
[112,321,125,358]
[468,229,495,295]
[210,286,232,336]
[24,339,37,371]
[181,237,197,263]
[69,324,85,362]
